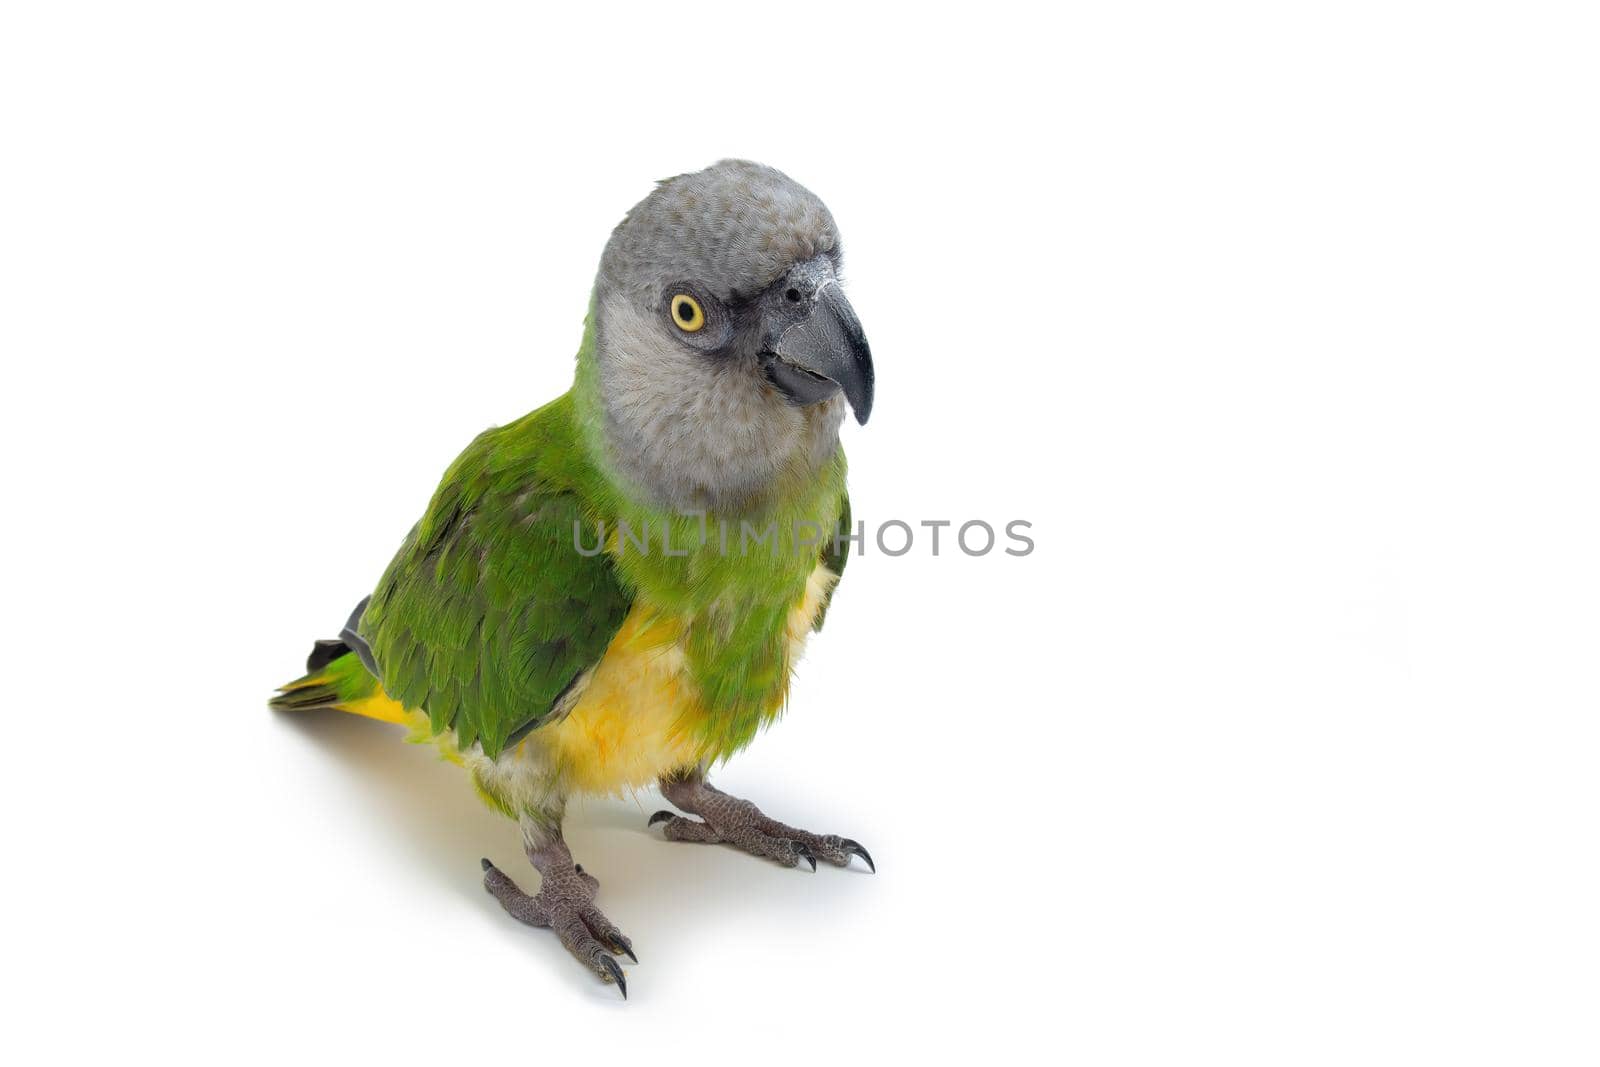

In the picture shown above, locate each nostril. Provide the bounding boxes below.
[785,287,802,303]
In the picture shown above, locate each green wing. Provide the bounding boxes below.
[359,396,632,759]
[814,490,851,631]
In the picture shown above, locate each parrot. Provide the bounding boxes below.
[271,160,875,997]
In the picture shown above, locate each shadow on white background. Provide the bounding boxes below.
[270,702,879,1004]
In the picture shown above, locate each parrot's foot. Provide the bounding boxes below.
[649,776,874,873]
[481,847,635,998]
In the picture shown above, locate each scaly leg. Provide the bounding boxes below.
[482,812,636,997]
[649,770,874,873]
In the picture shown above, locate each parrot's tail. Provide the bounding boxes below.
[270,636,409,726]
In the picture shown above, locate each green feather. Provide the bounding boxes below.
[360,387,635,759]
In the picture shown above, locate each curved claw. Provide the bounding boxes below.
[840,838,876,873]
[648,810,676,827]
[598,953,628,999]
[612,937,638,964]
[793,842,818,872]
[480,857,494,872]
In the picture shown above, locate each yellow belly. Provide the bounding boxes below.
[536,562,837,794]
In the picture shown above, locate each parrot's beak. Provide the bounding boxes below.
[760,269,875,425]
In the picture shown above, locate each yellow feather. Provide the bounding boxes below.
[541,605,703,793]
[339,692,410,726]
[539,562,837,794]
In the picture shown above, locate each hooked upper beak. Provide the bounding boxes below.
[760,268,875,425]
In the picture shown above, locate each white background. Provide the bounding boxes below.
[2,2,1596,1063]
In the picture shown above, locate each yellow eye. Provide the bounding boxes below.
[670,293,705,332]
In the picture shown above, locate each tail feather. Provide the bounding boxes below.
[270,641,409,726]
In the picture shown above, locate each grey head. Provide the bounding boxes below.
[589,160,874,513]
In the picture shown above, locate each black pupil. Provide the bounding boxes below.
[785,288,802,302]
[677,300,695,322]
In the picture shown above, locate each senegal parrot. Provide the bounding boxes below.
[272,160,875,996]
